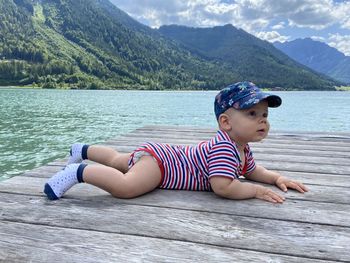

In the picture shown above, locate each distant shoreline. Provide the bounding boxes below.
[1,85,349,91]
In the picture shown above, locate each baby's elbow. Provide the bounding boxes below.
[211,177,238,198]
[213,188,231,199]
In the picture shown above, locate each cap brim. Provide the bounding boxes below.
[265,94,282,108]
[238,92,282,109]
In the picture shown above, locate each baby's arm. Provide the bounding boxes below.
[244,165,280,184]
[245,165,308,193]
[210,176,285,203]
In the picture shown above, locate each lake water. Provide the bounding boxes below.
[1,88,349,180]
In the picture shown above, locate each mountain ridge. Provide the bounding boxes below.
[274,38,350,84]
[158,24,339,90]
[1,0,234,90]
[0,0,341,90]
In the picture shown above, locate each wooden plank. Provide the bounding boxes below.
[128,134,350,149]
[125,125,337,138]
[249,146,350,158]
[10,175,350,204]
[45,156,350,175]
[254,152,348,165]
[1,193,349,262]
[2,126,350,262]
[104,143,350,165]
[49,141,350,166]
[19,164,350,188]
[106,138,350,154]
[137,125,350,138]
[101,142,350,158]
[258,160,350,175]
[117,134,350,150]
[0,221,329,263]
[101,139,350,158]
[1,177,350,227]
[125,128,350,146]
[278,171,350,188]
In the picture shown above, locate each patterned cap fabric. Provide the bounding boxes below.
[214,81,282,119]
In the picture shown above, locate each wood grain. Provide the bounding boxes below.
[1,125,349,262]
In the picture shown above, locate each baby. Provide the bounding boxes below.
[44,81,308,203]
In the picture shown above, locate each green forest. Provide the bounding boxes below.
[0,0,341,90]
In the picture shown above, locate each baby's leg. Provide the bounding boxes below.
[44,155,161,200]
[68,143,130,173]
[83,155,161,198]
[86,145,130,173]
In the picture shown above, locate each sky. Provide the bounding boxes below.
[110,0,350,56]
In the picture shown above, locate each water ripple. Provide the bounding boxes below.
[1,88,349,180]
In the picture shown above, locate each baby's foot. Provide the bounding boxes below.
[67,143,89,165]
[44,163,83,200]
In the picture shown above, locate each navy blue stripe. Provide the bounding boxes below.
[210,147,238,155]
[195,147,207,175]
[165,145,179,189]
[77,163,87,183]
[82,145,89,160]
[210,163,237,170]
[148,143,172,188]
[178,149,194,189]
[179,162,186,189]
[208,156,237,164]
[154,144,173,185]
[163,145,175,189]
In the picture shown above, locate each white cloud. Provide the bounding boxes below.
[110,0,350,55]
[110,0,349,30]
[271,22,285,30]
[335,1,350,30]
[310,35,326,42]
[285,0,337,30]
[110,0,242,28]
[257,31,290,43]
[328,33,350,56]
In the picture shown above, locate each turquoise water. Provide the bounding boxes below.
[1,88,350,180]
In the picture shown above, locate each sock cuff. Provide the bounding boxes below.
[77,163,88,183]
[82,145,89,160]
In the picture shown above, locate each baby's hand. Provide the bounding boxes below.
[255,185,285,203]
[275,176,309,193]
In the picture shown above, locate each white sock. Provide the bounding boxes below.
[44,163,81,200]
[67,143,85,165]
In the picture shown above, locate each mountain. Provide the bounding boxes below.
[0,0,340,90]
[274,38,350,84]
[158,24,340,90]
[0,0,234,90]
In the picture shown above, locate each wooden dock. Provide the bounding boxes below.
[1,126,350,262]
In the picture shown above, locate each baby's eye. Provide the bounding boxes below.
[263,112,268,118]
[248,111,256,117]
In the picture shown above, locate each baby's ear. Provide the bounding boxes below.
[218,113,231,131]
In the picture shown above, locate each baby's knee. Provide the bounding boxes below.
[110,185,140,199]
[110,155,130,173]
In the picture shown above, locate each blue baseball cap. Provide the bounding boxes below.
[214,81,282,119]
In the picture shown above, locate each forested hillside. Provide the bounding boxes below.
[0,0,234,89]
[0,0,341,90]
[158,25,340,90]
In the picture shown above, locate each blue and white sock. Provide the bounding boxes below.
[67,143,89,165]
[44,163,87,200]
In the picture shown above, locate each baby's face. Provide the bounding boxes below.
[225,100,270,145]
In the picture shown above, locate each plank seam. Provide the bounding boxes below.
[1,191,349,227]
[0,219,346,263]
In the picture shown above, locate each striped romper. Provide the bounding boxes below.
[128,130,256,191]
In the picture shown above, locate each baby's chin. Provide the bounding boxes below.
[251,138,265,143]
[252,132,268,142]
